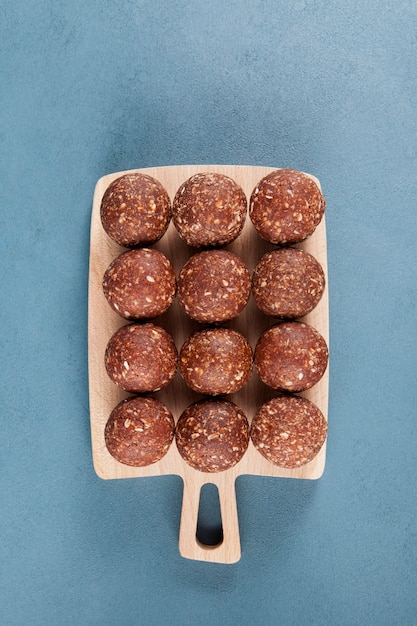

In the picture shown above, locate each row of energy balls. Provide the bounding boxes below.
[100,169,328,472]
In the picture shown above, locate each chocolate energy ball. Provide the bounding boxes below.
[251,395,327,469]
[105,396,175,467]
[254,321,328,392]
[178,250,251,323]
[105,323,178,393]
[252,247,325,318]
[175,400,249,472]
[102,248,176,320]
[172,172,247,247]
[179,328,252,395]
[249,169,326,244]
[100,173,171,247]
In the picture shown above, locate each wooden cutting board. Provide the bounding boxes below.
[88,165,329,564]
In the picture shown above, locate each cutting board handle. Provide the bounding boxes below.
[178,477,241,564]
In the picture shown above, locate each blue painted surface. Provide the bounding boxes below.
[1,1,416,624]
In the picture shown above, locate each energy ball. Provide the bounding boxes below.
[105,396,175,467]
[178,250,251,323]
[251,395,327,468]
[100,173,171,247]
[252,247,325,318]
[102,248,176,320]
[105,323,178,393]
[249,169,325,244]
[175,399,250,472]
[254,321,328,392]
[172,172,247,247]
[251,396,327,469]
[179,327,252,395]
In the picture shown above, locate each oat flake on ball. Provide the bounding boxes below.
[172,172,247,247]
[105,396,175,467]
[100,173,171,247]
[104,323,178,393]
[177,249,251,323]
[175,399,250,472]
[102,248,176,320]
[251,395,327,468]
[249,168,325,244]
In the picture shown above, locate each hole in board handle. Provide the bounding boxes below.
[196,483,224,548]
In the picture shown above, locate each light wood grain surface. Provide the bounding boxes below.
[88,165,329,563]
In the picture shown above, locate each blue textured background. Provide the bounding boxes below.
[1,1,416,624]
